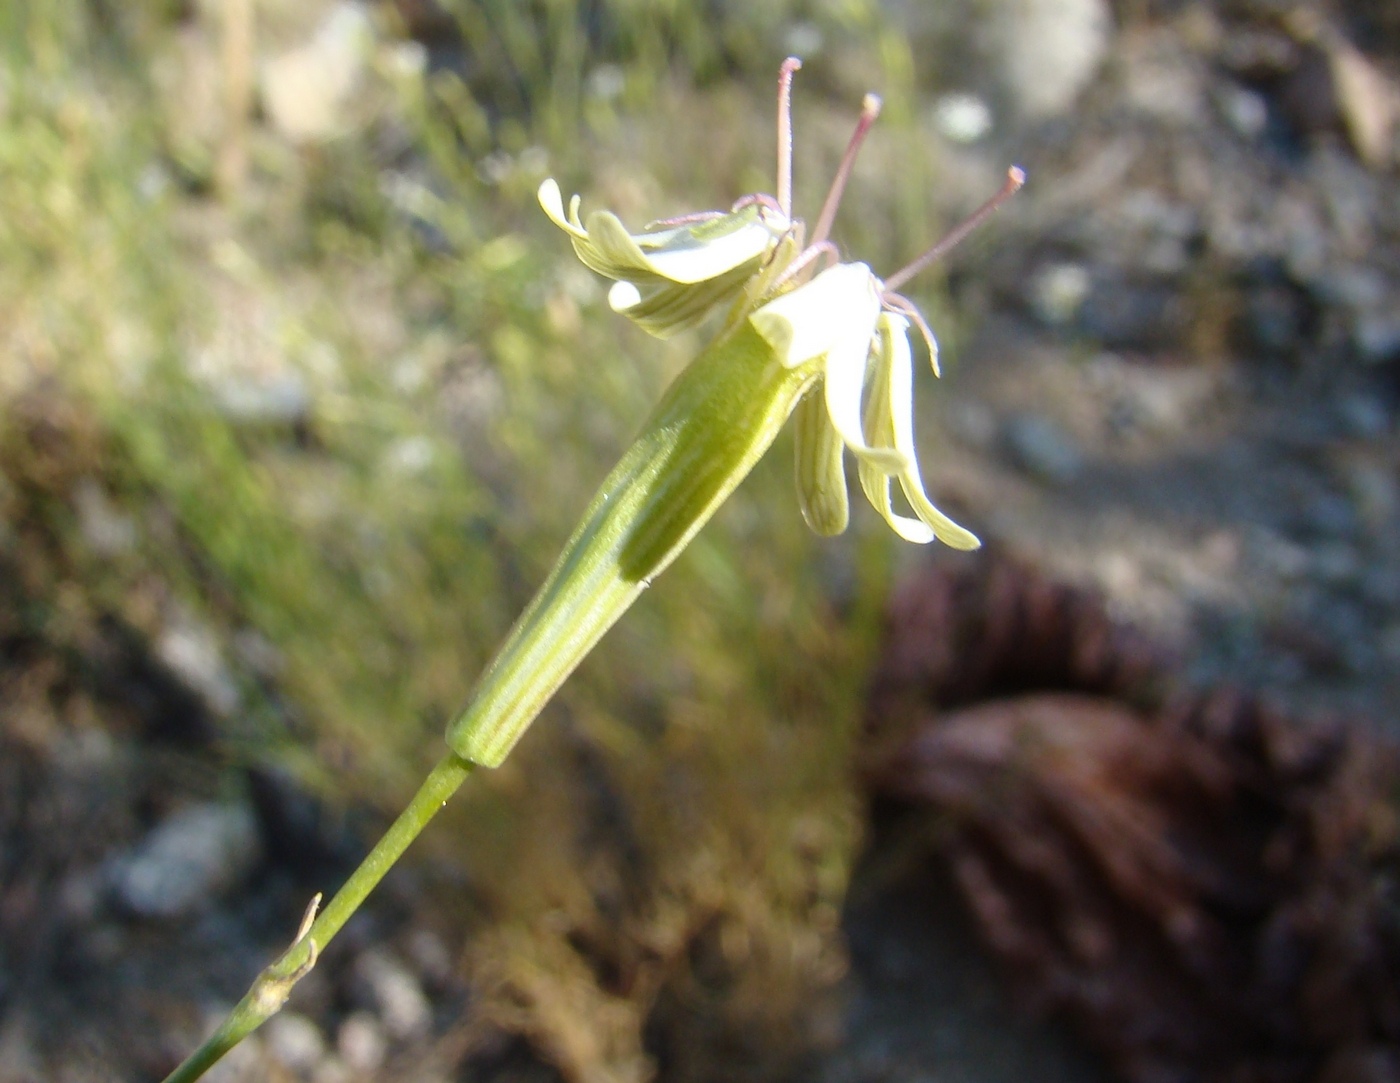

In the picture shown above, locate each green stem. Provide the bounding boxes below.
[160,752,474,1083]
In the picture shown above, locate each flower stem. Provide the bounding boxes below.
[160,752,475,1083]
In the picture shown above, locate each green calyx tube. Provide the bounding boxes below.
[447,320,815,767]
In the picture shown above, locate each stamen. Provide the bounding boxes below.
[882,293,941,376]
[731,192,785,216]
[881,166,1025,294]
[809,93,882,249]
[777,57,802,221]
[773,240,840,290]
[645,210,727,229]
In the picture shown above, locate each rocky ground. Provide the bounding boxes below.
[2,0,1399,1080]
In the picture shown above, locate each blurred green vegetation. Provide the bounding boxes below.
[0,1,967,1075]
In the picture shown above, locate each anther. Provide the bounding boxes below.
[882,166,1025,294]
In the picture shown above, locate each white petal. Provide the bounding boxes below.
[608,280,642,314]
[641,212,787,284]
[538,179,588,241]
[542,179,782,296]
[877,314,981,550]
[824,310,906,475]
[882,313,918,461]
[897,472,981,549]
[750,263,884,370]
[856,321,934,541]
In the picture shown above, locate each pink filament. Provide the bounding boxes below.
[776,57,802,221]
[809,94,883,249]
[881,167,1026,294]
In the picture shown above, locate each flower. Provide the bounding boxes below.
[450,59,1021,767]
[749,263,981,549]
[538,178,790,338]
[536,61,1022,552]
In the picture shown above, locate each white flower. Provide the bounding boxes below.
[749,263,981,550]
[537,59,1021,550]
[538,179,790,338]
[453,59,1017,769]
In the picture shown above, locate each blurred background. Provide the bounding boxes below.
[1,1,1397,1081]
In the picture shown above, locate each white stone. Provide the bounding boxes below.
[354,949,431,1040]
[74,478,137,557]
[265,1013,327,1073]
[932,93,994,144]
[260,3,374,144]
[157,615,241,717]
[337,1011,387,1073]
[108,802,261,918]
[986,0,1112,120]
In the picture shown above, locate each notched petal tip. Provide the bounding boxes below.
[538,178,587,241]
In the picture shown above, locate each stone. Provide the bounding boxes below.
[1312,542,1360,586]
[1346,460,1398,528]
[108,801,261,918]
[1119,31,1209,127]
[1216,82,1270,140]
[1302,492,1359,539]
[265,1013,327,1074]
[1027,262,1092,326]
[354,949,431,1040]
[74,478,137,557]
[311,1058,353,1083]
[1337,395,1390,438]
[336,1011,387,1074]
[985,0,1111,120]
[948,400,999,452]
[260,3,374,144]
[1078,277,1182,350]
[405,928,456,989]
[931,93,994,144]
[1003,413,1083,484]
[1354,312,1400,364]
[1243,284,1307,355]
[1379,623,1400,664]
[212,371,311,426]
[157,614,241,717]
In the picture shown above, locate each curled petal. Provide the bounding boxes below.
[857,318,934,542]
[608,264,769,338]
[860,315,980,549]
[538,178,589,241]
[793,389,849,535]
[750,263,905,472]
[823,275,906,474]
[632,211,789,284]
[540,179,788,337]
[539,179,786,287]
